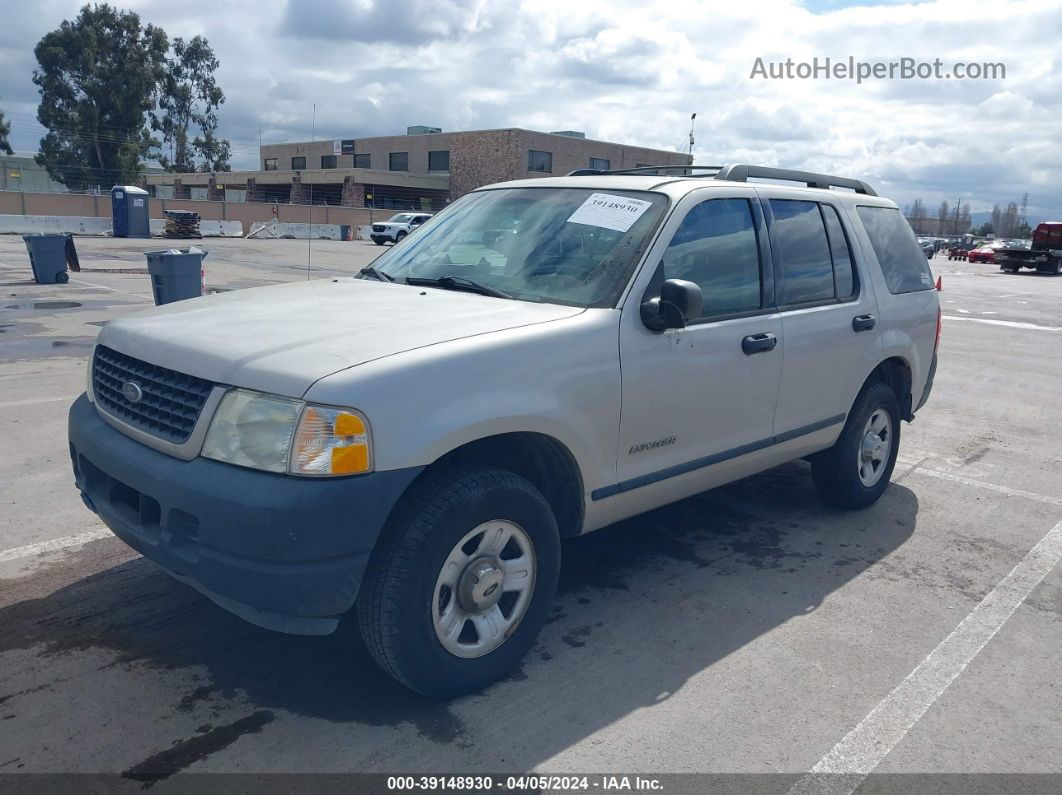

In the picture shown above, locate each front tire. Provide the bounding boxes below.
[394,231,407,244]
[357,465,561,698]
[811,382,901,510]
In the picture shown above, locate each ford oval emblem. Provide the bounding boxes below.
[122,380,144,404]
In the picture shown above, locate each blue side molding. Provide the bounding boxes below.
[591,413,846,501]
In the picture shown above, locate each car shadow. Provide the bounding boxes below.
[0,460,918,773]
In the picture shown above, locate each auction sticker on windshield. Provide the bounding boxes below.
[566,193,652,232]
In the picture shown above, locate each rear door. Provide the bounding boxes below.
[763,193,882,437]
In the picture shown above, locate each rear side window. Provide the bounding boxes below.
[661,198,762,318]
[856,206,934,293]
[770,200,834,304]
[821,205,856,299]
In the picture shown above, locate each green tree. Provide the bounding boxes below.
[0,102,12,155]
[32,4,167,188]
[151,35,230,172]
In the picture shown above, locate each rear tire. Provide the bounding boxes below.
[811,383,900,510]
[357,465,560,698]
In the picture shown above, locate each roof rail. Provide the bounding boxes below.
[713,165,877,196]
[566,164,721,177]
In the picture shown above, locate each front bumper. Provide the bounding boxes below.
[68,395,422,635]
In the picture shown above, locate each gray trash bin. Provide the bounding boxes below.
[145,247,206,305]
[23,234,71,284]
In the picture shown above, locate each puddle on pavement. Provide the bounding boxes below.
[4,301,83,310]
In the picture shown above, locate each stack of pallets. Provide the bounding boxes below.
[163,210,201,239]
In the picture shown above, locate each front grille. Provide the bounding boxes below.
[93,345,215,444]
[372,224,385,232]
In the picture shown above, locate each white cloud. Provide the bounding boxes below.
[0,0,1059,220]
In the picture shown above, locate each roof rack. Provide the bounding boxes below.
[567,164,722,177]
[566,163,877,196]
[713,165,877,196]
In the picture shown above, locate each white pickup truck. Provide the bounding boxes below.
[69,165,939,697]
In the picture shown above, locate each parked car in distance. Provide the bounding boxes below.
[68,164,940,697]
[967,244,997,264]
[996,222,1062,274]
[369,212,433,245]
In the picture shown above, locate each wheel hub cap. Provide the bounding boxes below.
[457,556,505,612]
[432,520,537,659]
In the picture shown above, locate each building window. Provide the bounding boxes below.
[428,150,450,172]
[389,152,408,171]
[321,155,337,169]
[264,158,277,171]
[528,150,553,172]
[590,157,610,171]
[291,156,306,170]
[354,153,371,169]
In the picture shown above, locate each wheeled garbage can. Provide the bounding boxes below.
[145,247,206,305]
[23,234,71,284]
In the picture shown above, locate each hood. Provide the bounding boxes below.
[99,278,584,397]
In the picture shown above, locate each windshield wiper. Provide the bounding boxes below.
[359,265,394,282]
[405,275,512,299]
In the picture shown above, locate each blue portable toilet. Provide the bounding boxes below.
[111,185,150,238]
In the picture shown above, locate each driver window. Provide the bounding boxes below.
[661,198,762,319]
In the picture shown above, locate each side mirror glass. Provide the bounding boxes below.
[640,278,703,331]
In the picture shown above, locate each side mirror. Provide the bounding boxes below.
[641,278,703,331]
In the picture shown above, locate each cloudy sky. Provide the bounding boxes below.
[1,0,1059,220]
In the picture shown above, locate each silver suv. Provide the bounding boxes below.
[68,165,940,697]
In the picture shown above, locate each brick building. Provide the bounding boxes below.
[144,126,691,212]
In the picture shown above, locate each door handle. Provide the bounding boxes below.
[852,314,877,332]
[742,332,778,355]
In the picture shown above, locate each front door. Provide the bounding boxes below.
[611,191,783,509]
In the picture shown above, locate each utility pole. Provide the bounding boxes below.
[1020,192,1028,229]
[688,113,697,161]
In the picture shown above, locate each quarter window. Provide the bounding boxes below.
[528,150,553,172]
[856,206,934,293]
[661,198,762,318]
[770,199,834,305]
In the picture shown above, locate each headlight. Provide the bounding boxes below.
[202,389,302,472]
[201,389,372,476]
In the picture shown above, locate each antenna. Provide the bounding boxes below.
[307,103,315,281]
[688,113,697,158]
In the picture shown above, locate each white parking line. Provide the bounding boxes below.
[0,395,78,410]
[899,462,1062,506]
[788,517,1062,795]
[0,528,114,563]
[943,315,1061,332]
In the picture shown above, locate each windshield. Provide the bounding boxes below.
[368,188,669,307]
[388,214,417,223]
